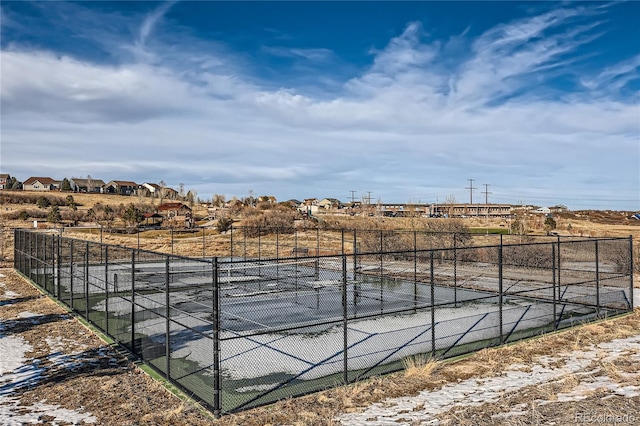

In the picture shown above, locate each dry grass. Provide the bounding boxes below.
[2,194,640,424]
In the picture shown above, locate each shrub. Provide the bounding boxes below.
[7,209,48,220]
[216,217,234,233]
[36,196,51,209]
[241,206,296,237]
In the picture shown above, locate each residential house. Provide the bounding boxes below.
[157,202,193,228]
[318,198,343,209]
[22,177,60,192]
[0,174,10,190]
[69,178,106,193]
[163,187,180,200]
[105,180,138,195]
[140,182,162,197]
[257,195,278,204]
[532,207,551,214]
[300,198,319,215]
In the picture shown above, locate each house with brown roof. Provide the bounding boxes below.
[105,180,138,195]
[157,202,193,228]
[23,177,60,192]
[157,202,192,217]
[69,178,106,193]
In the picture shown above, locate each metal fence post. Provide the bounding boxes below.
[212,257,221,417]
[595,239,600,315]
[105,245,109,334]
[56,234,61,299]
[70,239,74,310]
[43,233,47,290]
[165,255,171,379]
[85,241,89,320]
[379,231,383,308]
[430,250,436,358]
[453,236,458,307]
[30,232,34,282]
[552,243,557,330]
[230,225,234,259]
[342,254,348,385]
[353,229,357,280]
[499,234,503,344]
[413,231,417,310]
[630,236,634,310]
[131,249,136,354]
[557,236,561,302]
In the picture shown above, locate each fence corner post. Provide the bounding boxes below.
[498,235,503,344]
[342,254,348,385]
[212,257,221,417]
[630,235,634,311]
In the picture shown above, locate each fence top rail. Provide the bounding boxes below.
[14,228,630,264]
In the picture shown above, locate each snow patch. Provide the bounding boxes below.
[336,335,640,425]
[0,335,32,375]
[0,399,97,425]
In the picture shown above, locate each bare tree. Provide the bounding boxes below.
[212,194,226,208]
[159,180,166,203]
[186,189,197,209]
[443,194,457,218]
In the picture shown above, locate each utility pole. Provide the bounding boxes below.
[465,179,476,204]
[482,184,491,205]
[350,190,357,203]
[365,191,372,205]
[483,184,492,233]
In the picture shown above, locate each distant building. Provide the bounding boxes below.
[104,180,138,195]
[532,207,551,214]
[0,174,10,190]
[23,177,60,192]
[318,198,343,209]
[157,202,193,228]
[70,178,105,193]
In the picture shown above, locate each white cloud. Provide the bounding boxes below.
[1,3,638,209]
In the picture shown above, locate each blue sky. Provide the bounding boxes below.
[1,1,639,209]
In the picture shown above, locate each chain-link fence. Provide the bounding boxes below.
[14,229,634,416]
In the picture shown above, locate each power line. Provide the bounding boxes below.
[465,179,477,204]
[349,190,357,203]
